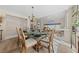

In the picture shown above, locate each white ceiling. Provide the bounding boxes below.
[0,5,71,18]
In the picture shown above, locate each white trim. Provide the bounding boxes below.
[5,35,18,40]
[0,9,28,19]
[54,38,77,52]
[6,12,27,19]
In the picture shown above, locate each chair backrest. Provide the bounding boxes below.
[19,28,26,40]
[16,27,26,48]
[21,28,26,45]
[16,27,22,40]
[48,29,55,44]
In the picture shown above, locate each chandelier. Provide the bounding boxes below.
[31,6,34,22]
[30,6,36,31]
[30,6,41,32]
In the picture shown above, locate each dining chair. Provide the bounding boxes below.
[38,29,55,53]
[16,27,37,53]
[16,27,23,52]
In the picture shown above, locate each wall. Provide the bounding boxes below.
[64,8,72,44]
[0,6,71,41]
[5,15,27,40]
[0,10,6,40]
[0,9,31,40]
[0,5,71,18]
[38,12,65,29]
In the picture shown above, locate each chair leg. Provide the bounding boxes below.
[48,45,51,53]
[19,44,23,53]
[52,45,54,53]
[37,41,41,53]
[22,47,25,53]
[17,39,20,51]
[37,42,40,52]
[22,46,27,53]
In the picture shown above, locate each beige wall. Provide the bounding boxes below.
[0,10,6,40]
[39,16,65,30]
[5,15,27,40]
[0,10,28,40]
[64,8,72,44]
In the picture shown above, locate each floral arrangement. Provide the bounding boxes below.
[74,19,79,27]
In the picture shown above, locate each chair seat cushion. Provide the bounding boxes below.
[41,37,49,42]
[25,38,37,48]
[41,41,53,50]
[41,41,48,47]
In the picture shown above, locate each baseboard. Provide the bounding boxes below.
[6,35,18,40]
[54,39,77,52]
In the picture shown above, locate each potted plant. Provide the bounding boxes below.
[74,19,79,31]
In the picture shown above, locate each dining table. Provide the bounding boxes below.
[24,30,47,39]
[23,30,47,52]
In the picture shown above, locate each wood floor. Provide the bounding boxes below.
[0,37,77,53]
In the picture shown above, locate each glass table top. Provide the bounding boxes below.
[24,30,47,39]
